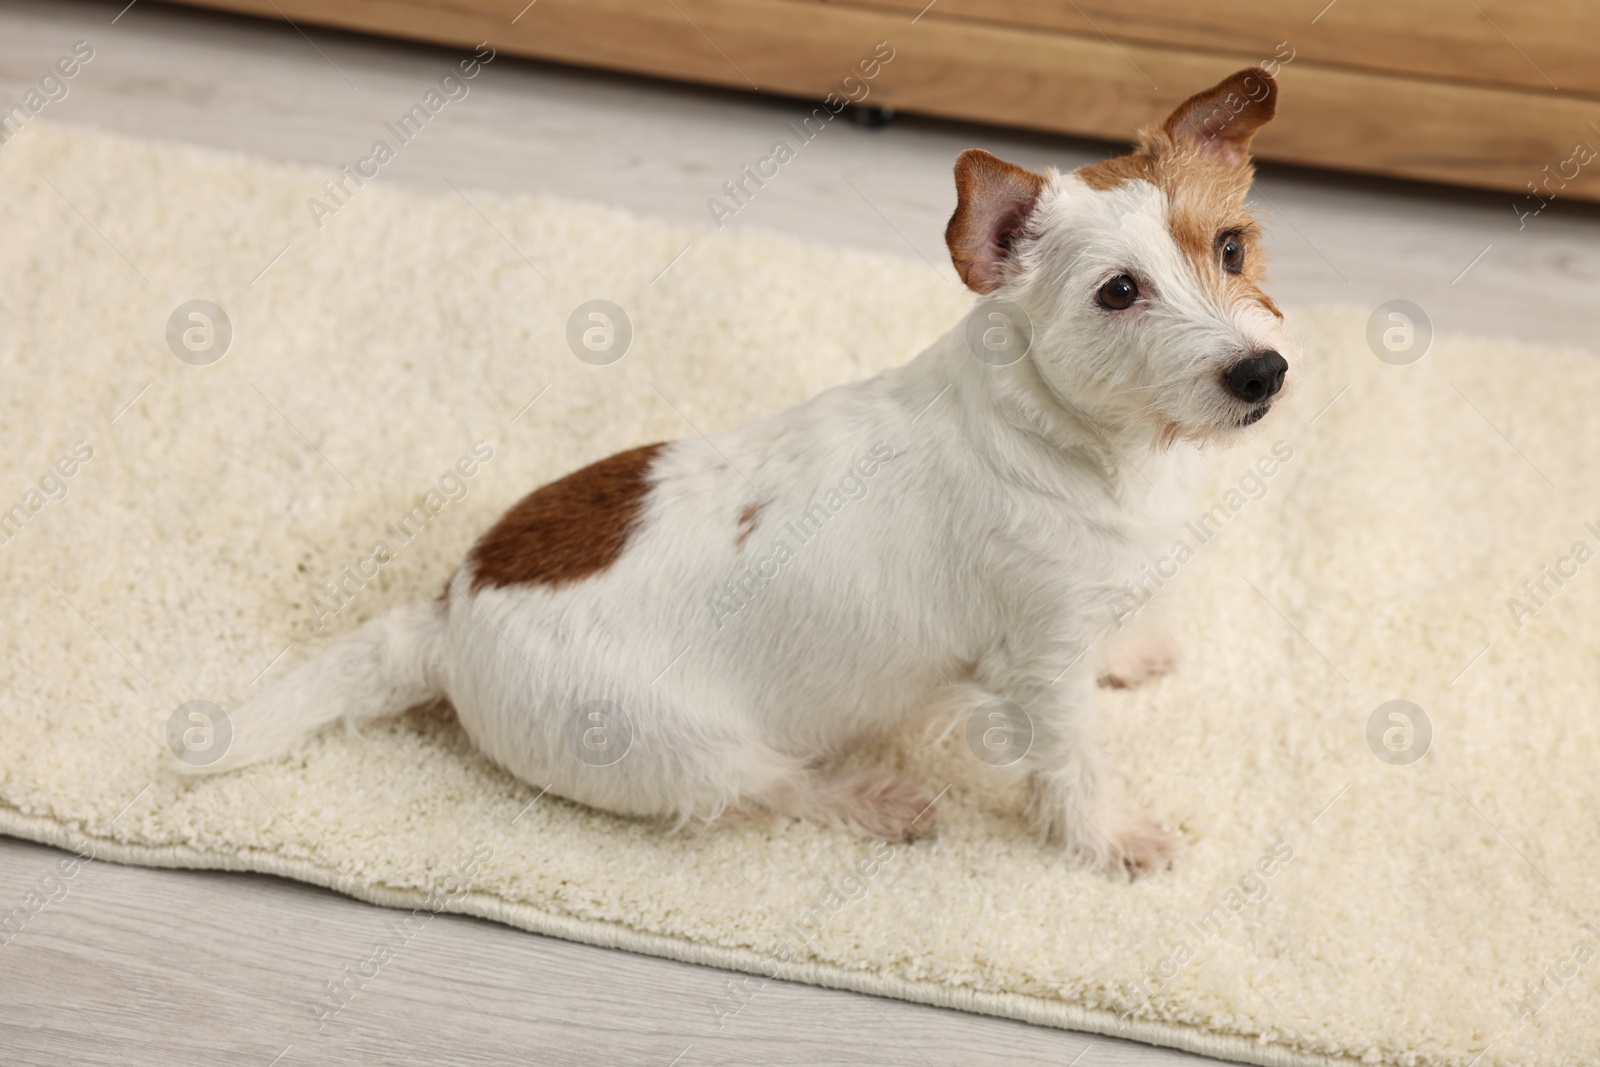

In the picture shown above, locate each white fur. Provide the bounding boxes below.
[191,167,1291,876]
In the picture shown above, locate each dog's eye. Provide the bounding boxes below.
[1097,275,1139,310]
[1218,233,1245,274]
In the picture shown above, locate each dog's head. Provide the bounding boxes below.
[946,68,1290,446]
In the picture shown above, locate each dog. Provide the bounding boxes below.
[187,68,1290,878]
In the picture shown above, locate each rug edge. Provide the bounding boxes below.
[0,807,1359,1067]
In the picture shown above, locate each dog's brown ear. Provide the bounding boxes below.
[1161,68,1276,167]
[945,149,1046,293]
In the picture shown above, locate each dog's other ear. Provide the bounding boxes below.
[1161,68,1276,168]
[945,149,1046,293]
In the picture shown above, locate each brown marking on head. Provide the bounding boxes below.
[1078,69,1282,319]
[735,500,762,549]
[467,442,665,592]
[945,149,1048,293]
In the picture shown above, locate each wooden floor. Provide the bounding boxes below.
[2,3,1598,1065]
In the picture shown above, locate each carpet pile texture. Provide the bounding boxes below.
[3,122,1598,1067]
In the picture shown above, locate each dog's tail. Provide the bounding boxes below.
[176,600,448,776]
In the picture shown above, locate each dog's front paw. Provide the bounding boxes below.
[1028,782,1179,878]
[1097,626,1178,690]
[1063,807,1179,878]
[1100,809,1179,878]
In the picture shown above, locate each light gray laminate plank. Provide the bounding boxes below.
[0,837,1211,1066]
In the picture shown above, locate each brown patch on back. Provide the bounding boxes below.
[735,500,762,549]
[467,442,666,593]
[1077,69,1282,318]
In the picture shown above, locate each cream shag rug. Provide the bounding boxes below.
[3,122,1598,1067]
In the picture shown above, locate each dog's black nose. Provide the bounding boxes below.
[1225,351,1288,403]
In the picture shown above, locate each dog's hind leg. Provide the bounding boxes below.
[752,768,938,842]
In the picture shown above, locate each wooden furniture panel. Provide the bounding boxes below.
[838,0,1598,97]
[168,0,1600,203]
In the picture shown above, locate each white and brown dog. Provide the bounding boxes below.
[192,69,1290,877]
